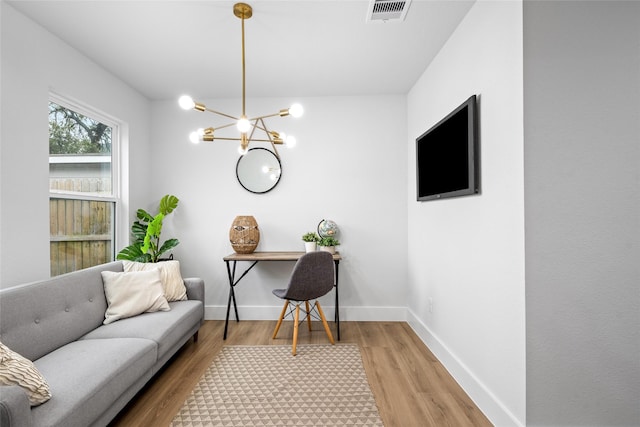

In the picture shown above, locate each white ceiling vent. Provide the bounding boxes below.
[366,0,412,23]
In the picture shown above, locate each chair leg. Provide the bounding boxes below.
[292,305,300,356]
[305,300,312,331]
[316,301,335,345]
[273,300,289,339]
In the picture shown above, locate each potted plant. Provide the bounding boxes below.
[302,232,320,252]
[117,194,180,262]
[318,236,340,254]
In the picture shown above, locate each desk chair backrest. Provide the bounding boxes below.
[280,251,334,302]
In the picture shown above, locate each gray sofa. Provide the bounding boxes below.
[0,261,204,427]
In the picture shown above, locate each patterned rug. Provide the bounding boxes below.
[171,344,384,426]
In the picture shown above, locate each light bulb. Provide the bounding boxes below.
[262,165,269,174]
[189,130,201,144]
[179,95,195,110]
[285,135,297,148]
[238,145,248,155]
[237,117,251,133]
[289,103,303,118]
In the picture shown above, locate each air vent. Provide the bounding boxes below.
[366,0,412,23]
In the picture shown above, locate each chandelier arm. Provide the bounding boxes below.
[248,111,289,121]
[204,108,239,121]
[246,120,258,143]
[213,122,238,131]
[204,137,279,143]
[260,118,280,158]
[248,119,281,138]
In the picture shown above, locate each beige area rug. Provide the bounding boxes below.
[171,344,384,426]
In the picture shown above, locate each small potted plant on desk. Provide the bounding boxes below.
[318,236,340,254]
[302,232,320,252]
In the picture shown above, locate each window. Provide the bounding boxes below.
[49,95,120,276]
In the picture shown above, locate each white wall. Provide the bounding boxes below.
[0,1,151,288]
[524,1,640,425]
[150,95,408,321]
[406,1,525,426]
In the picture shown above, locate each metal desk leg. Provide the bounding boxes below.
[334,259,340,341]
[223,260,236,340]
[223,259,259,340]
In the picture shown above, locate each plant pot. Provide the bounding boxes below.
[304,242,317,252]
[319,245,335,254]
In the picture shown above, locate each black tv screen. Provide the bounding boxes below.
[416,95,479,201]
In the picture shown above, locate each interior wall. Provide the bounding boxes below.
[524,1,640,425]
[150,95,408,320]
[406,1,525,426]
[0,1,151,288]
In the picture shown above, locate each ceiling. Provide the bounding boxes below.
[8,0,474,101]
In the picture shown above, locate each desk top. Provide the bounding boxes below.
[223,251,342,261]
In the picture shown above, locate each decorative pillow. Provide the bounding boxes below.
[0,342,52,406]
[101,269,170,325]
[122,260,187,302]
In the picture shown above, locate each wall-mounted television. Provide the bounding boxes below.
[416,95,479,201]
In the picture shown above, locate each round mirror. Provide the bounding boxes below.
[236,148,282,194]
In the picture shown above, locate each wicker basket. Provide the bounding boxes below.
[229,215,260,254]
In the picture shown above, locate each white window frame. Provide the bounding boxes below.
[48,92,124,264]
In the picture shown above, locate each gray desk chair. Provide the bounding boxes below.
[272,251,336,355]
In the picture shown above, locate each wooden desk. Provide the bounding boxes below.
[222,251,342,340]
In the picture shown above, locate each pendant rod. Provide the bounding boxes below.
[240,10,246,118]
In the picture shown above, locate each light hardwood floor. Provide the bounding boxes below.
[109,320,492,427]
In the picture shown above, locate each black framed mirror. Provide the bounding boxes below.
[236,148,282,194]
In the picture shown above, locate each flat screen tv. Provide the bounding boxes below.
[416,95,479,201]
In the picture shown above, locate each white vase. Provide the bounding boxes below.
[304,242,317,252]
[319,245,335,254]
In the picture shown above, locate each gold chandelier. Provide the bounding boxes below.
[179,2,303,157]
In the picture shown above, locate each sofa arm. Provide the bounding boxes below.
[183,278,204,305]
[0,386,32,427]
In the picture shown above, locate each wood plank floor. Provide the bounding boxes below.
[108,320,492,427]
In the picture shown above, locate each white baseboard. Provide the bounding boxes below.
[204,305,408,322]
[406,309,524,427]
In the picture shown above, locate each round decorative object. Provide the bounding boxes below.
[229,216,260,254]
[317,219,339,238]
[236,148,282,194]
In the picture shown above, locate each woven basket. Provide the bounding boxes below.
[229,215,260,254]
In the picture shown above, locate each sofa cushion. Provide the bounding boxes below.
[101,269,170,324]
[0,261,121,361]
[123,260,188,301]
[81,300,202,361]
[0,342,51,406]
[30,338,156,427]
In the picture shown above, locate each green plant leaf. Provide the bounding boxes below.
[319,236,340,246]
[131,221,147,242]
[159,195,179,215]
[157,238,180,257]
[136,209,153,222]
[116,244,145,261]
[146,213,164,238]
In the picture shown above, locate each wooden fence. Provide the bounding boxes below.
[50,197,113,276]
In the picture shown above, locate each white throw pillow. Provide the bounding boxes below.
[0,342,52,406]
[122,260,187,302]
[101,269,170,325]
